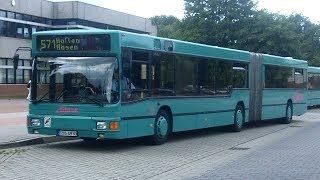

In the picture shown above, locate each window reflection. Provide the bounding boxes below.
[308,73,320,90]
[265,65,306,89]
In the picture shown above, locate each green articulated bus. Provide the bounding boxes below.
[307,66,320,107]
[27,30,308,145]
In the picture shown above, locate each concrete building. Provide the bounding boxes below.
[0,0,157,97]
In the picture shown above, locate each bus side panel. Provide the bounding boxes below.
[125,118,155,138]
[121,101,155,138]
[173,115,198,132]
[261,89,307,120]
[172,90,249,132]
[293,103,307,116]
[120,90,249,137]
[308,90,320,107]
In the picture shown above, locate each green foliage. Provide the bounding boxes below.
[150,15,181,38]
[151,0,320,65]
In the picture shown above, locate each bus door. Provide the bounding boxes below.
[249,53,262,121]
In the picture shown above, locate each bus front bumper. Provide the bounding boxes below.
[27,114,127,139]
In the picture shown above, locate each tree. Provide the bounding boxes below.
[151,0,320,65]
[182,0,257,47]
[150,15,181,38]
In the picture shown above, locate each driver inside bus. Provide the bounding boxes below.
[112,71,135,92]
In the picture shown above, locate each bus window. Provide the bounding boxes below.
[233,63,248,88]
[215,60,232,95]
[122,50,150,102]
[265,65,294,88]
[199,59,216,95]
[294,68,305,88]
[151,53,174,97]
[175,55,199,96]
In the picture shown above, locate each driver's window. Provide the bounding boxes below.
[122,49,150,102]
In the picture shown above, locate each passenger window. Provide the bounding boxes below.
[199,59,216,95]
[215,60,232,95]
[233,63,248,88]
[175,55,199,96]
[295,68,306,89]
[152,53,175,96]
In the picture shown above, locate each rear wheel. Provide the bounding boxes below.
[282,102,293,124]
[150,110,171,145]
[232,105,244,132]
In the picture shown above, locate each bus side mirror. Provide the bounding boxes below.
[13,54,19,70]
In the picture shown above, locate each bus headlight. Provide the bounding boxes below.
[96,122,107,130]
[31,119,40,127]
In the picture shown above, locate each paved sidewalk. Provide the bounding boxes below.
[0,99,29,113]
[0,99,52,148]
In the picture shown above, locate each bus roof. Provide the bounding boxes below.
[33,29,308,68]
[119,30,251,62]
[261,54,308,69]
[308,66,320,73]
[33,29,251,62]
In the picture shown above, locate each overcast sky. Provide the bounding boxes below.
[51,0,320,23]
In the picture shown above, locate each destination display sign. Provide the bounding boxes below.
[36,34,111,52]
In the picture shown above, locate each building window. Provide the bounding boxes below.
[32,26,37,34]
[7,22,16,37]
[0,68,5,83]
[0,58,6,83]
[16,69,23,83]
[24,69,31,83]
[0,10,6,17]
[16,23,24,38]
[46,19,52,25]
[23,14,32,21]
[7,11,14,19]
[7,69,14,83]
[24,27,29,38]
[0,20,6,36]
[0,58,32,84]
[15,13,22,20]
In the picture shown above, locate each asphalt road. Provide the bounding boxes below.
[1,109,320,180]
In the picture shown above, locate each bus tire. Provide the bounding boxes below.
[232,104,244,132]
[283,102,293,124]
[151,109,171,145]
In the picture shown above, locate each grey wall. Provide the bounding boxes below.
[0,0,53,18]
[0,0,157,59]
[0,0,156,34]
[0,37,31,59]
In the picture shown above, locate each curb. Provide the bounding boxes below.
[0,136,76,149]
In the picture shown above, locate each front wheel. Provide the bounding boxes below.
[282,102,293,124]
[232,105,244,132]
[150,110,171,145]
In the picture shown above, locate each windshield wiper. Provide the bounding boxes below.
[32,92,49,104]
[55,89,68,101]
[81,96,105,107]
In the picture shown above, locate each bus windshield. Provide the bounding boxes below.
[35,57,119,105]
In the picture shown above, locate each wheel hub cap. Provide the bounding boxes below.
[236,110,243,127]
[157,116,168,138]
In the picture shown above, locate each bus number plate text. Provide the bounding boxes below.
[58,130,78,137]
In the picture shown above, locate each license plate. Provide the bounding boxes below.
[58,130,77,137]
